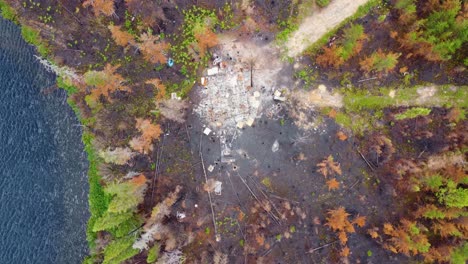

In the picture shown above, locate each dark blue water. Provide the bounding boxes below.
[0,17,89,263]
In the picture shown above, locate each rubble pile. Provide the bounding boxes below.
[194,37,286,136]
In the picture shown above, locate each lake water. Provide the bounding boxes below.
[0,17,89,263]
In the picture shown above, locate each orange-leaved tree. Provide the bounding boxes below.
[84,64,127,107]
[129,118,162,153]
[316,45,344,68]
[326,178,340,190]
[381,220,431,256]
[146,78,166,101]
[316,155,342,178]
[108,25,135,48]
[325,207,366,257]
[138,32,170,64]
[359,49,400,74]
[194,28,218,57]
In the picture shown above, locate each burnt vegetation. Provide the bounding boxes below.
[1,0,466,263]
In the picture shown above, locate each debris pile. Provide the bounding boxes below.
[194,36,287,135]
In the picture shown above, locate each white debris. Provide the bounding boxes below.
[124,171,141,179]
[389,90,396,98]
[274,90,286,102]
[207,165,214,172]
[254,91,261,98]
[176,211,186,220]
[246,118,255,127]
[237,122,244,129]
[318,84,327,92]
[214,181,222,195]
[274,95,286,102]
[213,57,222,65]
[251,99,261,108]
[207,67,219,75]
[171,92,181,100]
[200,77,207,86]
[272,140,280,152]
[203,127,212,135]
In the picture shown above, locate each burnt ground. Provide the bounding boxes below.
[148,94,412,262]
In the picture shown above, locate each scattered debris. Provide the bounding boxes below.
[336,131,348,141]
[171,92,181,100]
[246,118,255,127]
[220,131,236,163]
[200,77,207,86]
[207,165,215,172]
[213,57,222,65]
[194,36,286,136]
[207,67,219,76]
[214,181,223,195]
[274,90,286,102]
[203,127,212,135]
[271,140,280,152]
[176,211,186,220]
[167,58,174,67]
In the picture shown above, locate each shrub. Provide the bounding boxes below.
[316,24,366,68]
[147,243,160,263]
[316,0,330,8]
[360,50,399,73]
[102,237,139,264]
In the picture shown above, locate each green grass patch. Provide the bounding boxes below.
[171,6,219,79]
[395,107,431,120]
[343,85,468,112]
[21,25,49,57]
[343,89,395,111]
[57,76,79,95]
[166,78,195,98]
[276,20,299,45]
[437,86,468,108]
[336,85,467,134]
[0,0,17,22]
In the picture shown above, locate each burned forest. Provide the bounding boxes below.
[1,0,466,263]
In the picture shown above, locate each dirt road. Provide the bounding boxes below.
[286,0,370,57]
